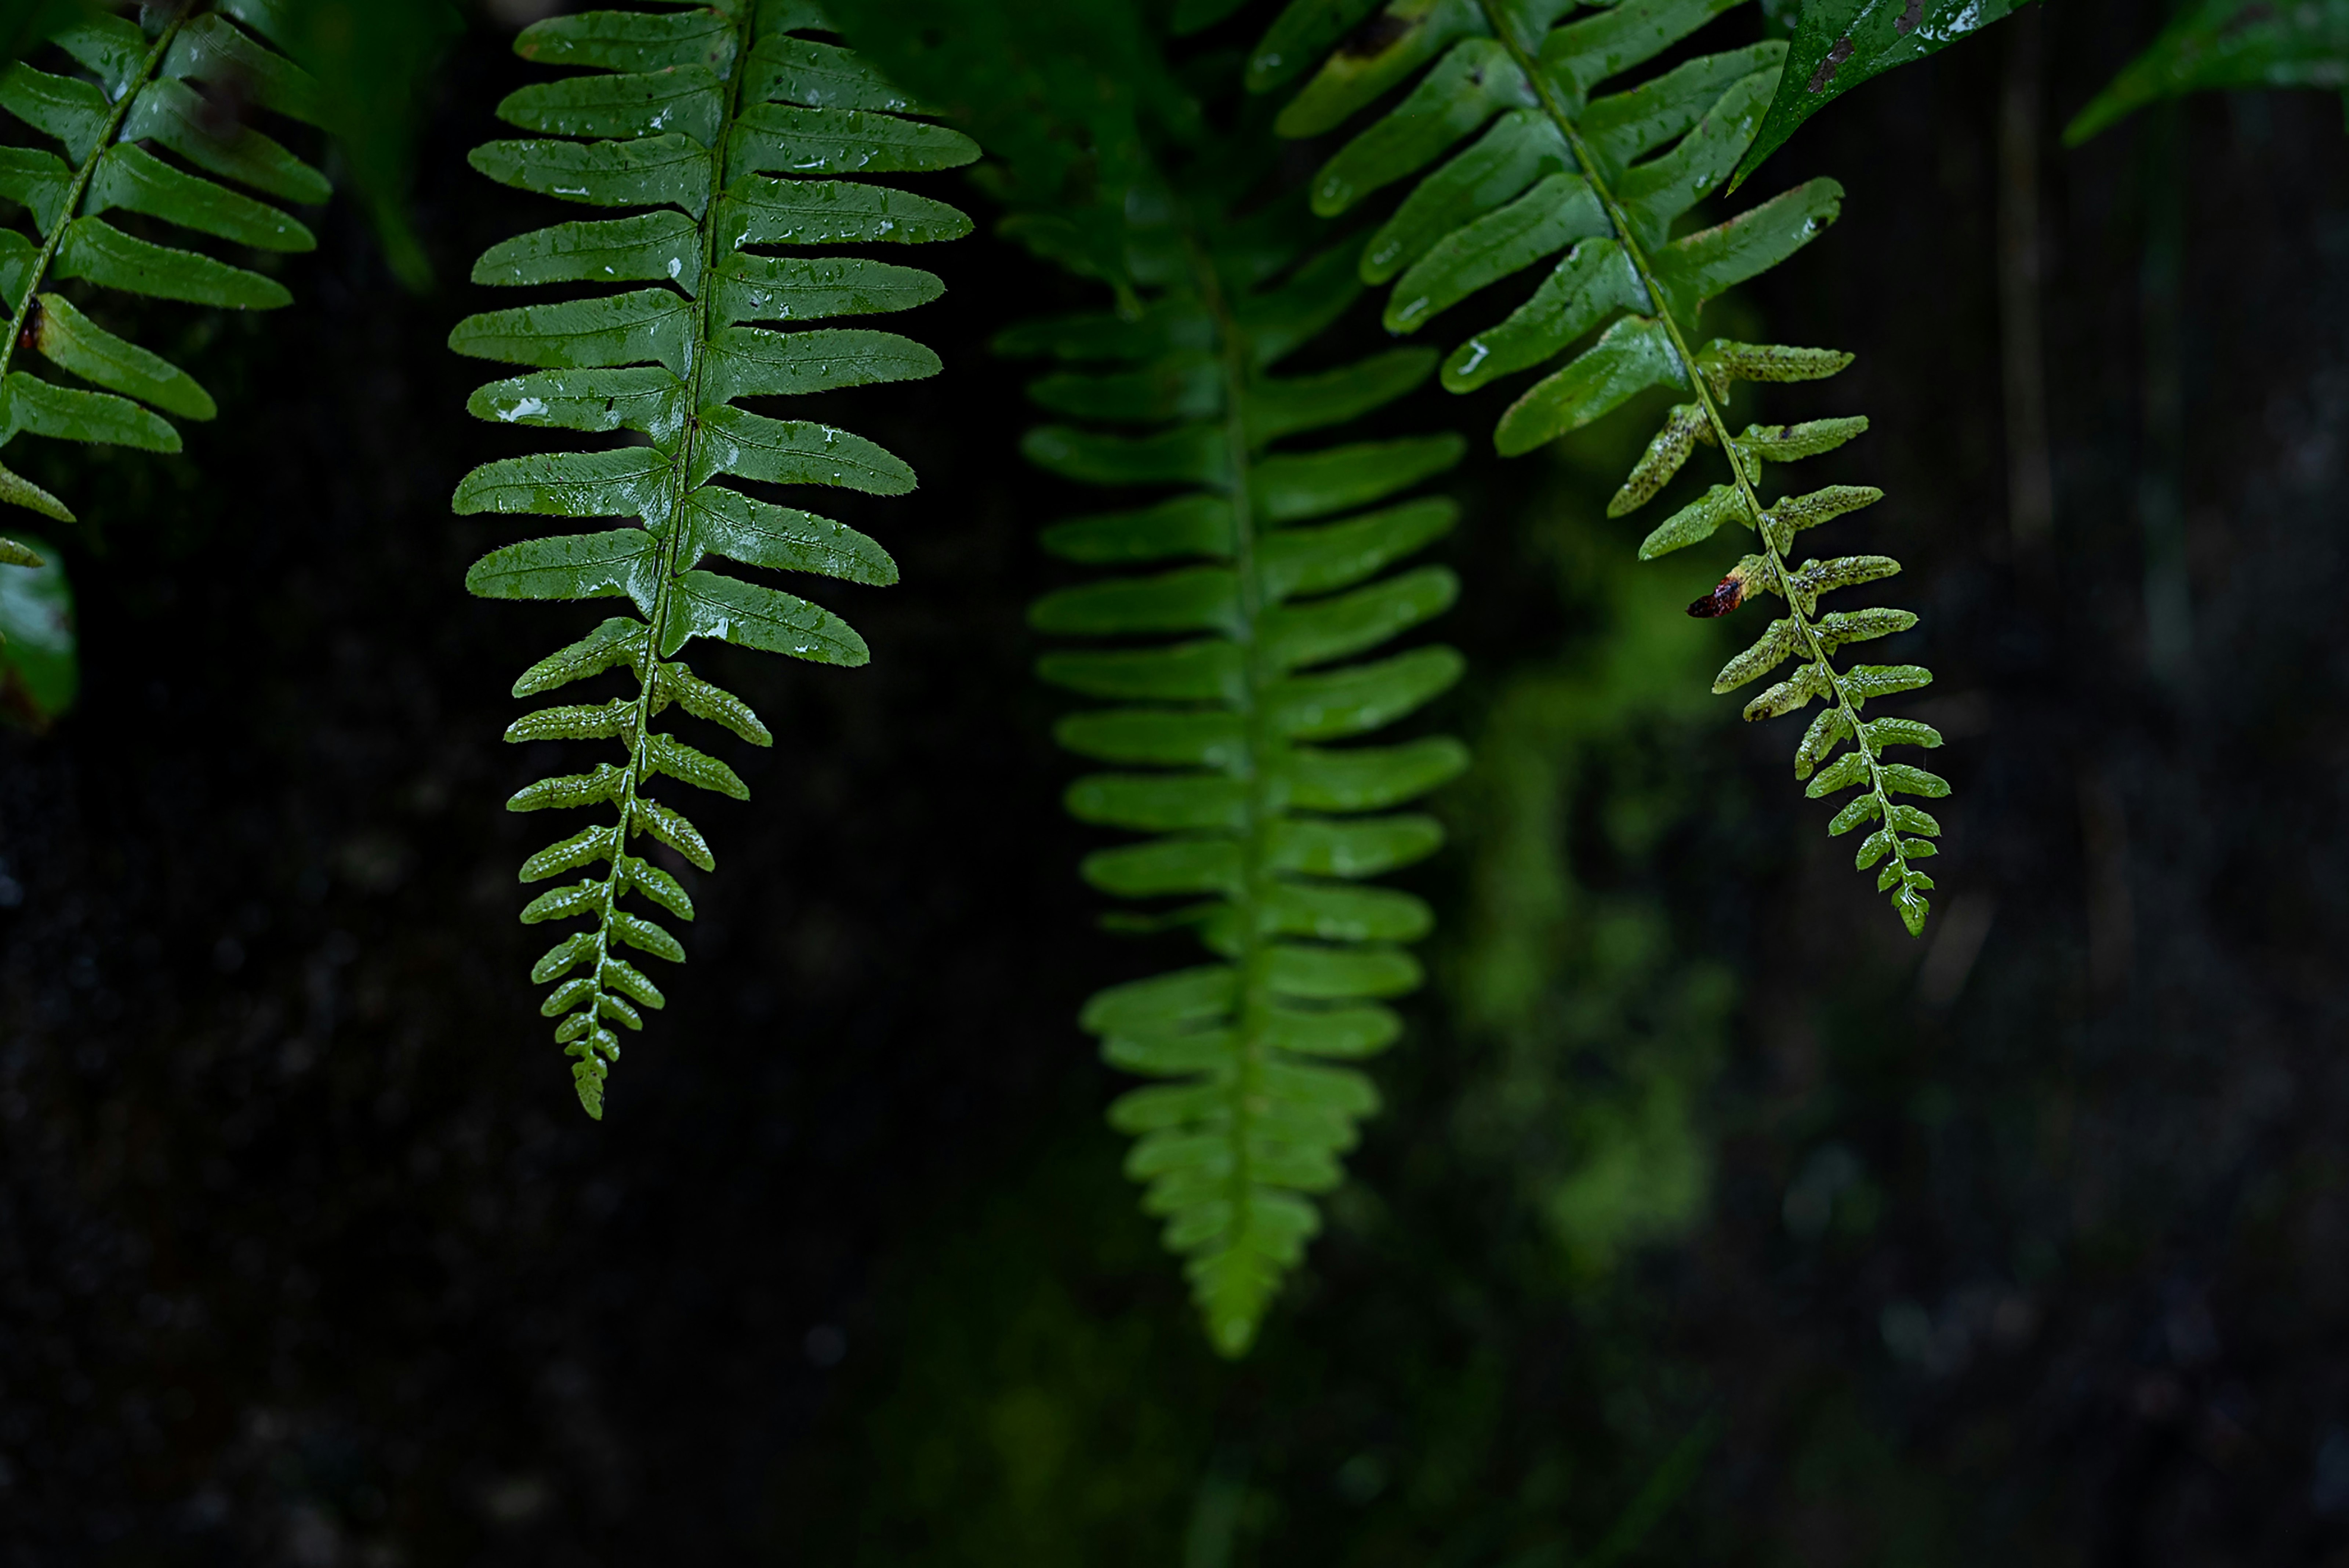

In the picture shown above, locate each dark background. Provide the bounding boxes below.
[4,1,2348,1562]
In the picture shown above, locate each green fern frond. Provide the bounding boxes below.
[0,0,323,559]
[1009,153,1468,1356]
[451,0,975,1118]
[1260,0,1947,935]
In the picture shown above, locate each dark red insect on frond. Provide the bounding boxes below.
[1687,570,1747,618]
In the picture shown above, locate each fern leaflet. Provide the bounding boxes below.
[1260,0,1950,935]
[451,0,975,1117]
[0,0,322,561]
[1008,142,1468,1355]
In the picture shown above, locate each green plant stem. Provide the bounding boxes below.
[0,9,193,384]
[1182,225,1271,1302]
[1479,3,1922,900]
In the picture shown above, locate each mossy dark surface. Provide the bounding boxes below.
[2,3,2348,1562]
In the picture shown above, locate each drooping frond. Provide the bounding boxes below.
[1007,139,1469,1356]
[1259,0,1949,934]
[451,0,974,1118]
[0,0,323,559]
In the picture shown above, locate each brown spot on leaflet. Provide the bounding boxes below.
[1808,35,1855,94]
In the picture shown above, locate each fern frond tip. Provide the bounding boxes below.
[460,0,965,1113]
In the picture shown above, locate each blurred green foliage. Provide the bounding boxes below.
[777,1135,1216,1564]
[0,531,73,726]
[269,0,461,289]
[1445,412,1737,1278]
[0,0,95,72]
[836,0,1195,307]
[2066,0,2349,143]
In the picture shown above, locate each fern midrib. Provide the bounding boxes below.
[586,3,758,998]
[0,9,194,386]
[1481,4,1920,882]
[1181,225,1272,1260]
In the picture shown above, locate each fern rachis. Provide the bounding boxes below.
[451,0,974,1117]
[1262,0,1951,933]
[0,0,322,562]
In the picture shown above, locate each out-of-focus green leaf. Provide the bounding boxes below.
[0,530,73,726]
[834,0,1192,306]
[0,1,96,77]
[1009,25,1470,1349]
[266,0,465,290]
[2066,0,2349,144]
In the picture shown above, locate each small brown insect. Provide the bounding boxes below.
[17,297,40,354]
[1687,566,1748,618]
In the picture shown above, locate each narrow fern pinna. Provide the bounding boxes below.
[1259,0,1951,933]
[451,0,974,1117]
[1008,152,1468,1355]
[0,0,322,565]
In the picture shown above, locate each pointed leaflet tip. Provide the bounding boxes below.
[1730,0,2037,193]
[0,465,73,526]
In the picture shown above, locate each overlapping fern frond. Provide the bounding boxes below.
[451,0,974,1117]
[1257,0,1950,934]
[1007,137,1468,1355]
[0,0,323,565]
